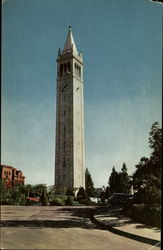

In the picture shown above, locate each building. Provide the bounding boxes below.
[0,165,25,186]
[55,27,85,191]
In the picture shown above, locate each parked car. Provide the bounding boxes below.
[108,193,133,205]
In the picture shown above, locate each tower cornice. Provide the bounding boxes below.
[57,54,83,65]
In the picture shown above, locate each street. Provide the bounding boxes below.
[0,206,157,250]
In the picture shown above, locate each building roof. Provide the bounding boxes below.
[1,165,15,169]
[1,165,25,178]
[62,26,78,55]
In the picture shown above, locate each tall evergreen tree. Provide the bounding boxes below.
[118,163,131,193]
[108,165,130,194]
[85,168,96,197]
[108,167,119,193]
[149,122,161,177]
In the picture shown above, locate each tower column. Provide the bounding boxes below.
[55,27,85,192]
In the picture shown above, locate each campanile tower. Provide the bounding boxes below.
[55,27,85,190]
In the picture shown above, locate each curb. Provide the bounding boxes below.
[90,213,160,246]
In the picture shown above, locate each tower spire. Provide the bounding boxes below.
[63,26,78,54]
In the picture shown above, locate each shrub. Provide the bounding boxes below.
[66,187,74,196]
[65,196,73,206]
[72,200,81,206]
[76,187,91,205]
[124,203,161,228]
[79,198,92,205]
[77,187,88,200]
[49,197,65,206]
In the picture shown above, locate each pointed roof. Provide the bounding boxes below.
[63,26,78,54]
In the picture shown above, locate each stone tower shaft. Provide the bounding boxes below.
[55,27,85,190]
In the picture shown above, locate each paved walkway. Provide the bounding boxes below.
[1,206,154,250]
[93,206,161,246]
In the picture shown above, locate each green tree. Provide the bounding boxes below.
[41,190,48,206]
[133,122,161,205]
[0,181,26,205]
[149,122,161,178]
[34,184,47,197]
[0,180,12,204]
[76,187,91,205]
[108,165,130,194]
[66,187,74,196]
[124,123,162,228]
[108,167,119,193]
[65,195,73,206]
[118,163,131,193]
[25,184,34,197]
[105,186,111,198]
[85,168,96,197]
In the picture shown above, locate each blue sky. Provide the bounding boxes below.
[2,0,162,187]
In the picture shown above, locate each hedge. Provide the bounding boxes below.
[124,203,160,228]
